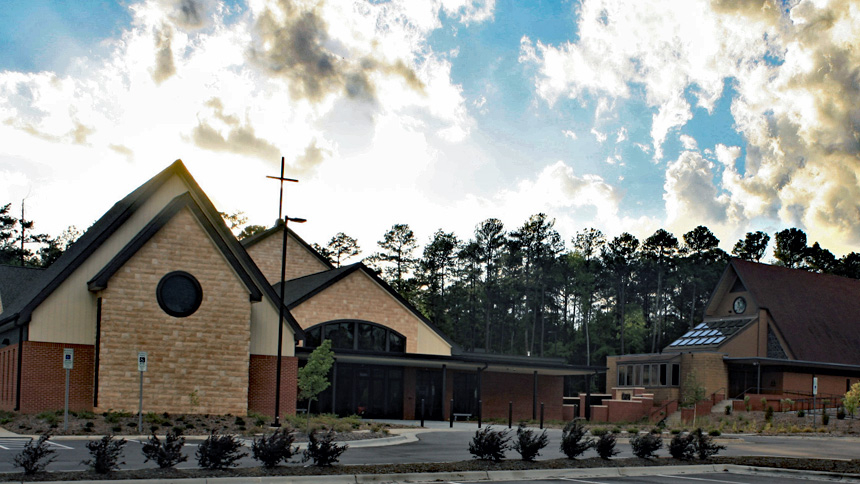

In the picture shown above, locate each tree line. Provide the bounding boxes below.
[6,201,859,367]
[310,216,860,366]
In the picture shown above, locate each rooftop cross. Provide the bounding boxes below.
[266,156,298,220]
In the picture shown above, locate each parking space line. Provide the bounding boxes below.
[556,478,613,484]
[0,445,8,450]
[656,474,751,484]
[47,441,73,450]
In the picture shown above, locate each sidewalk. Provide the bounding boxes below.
[23,463,860,484]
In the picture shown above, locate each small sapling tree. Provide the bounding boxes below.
[844,382,860,418]
[681,372,706,425]
[512,424,546,462]
[298,339,334,431]
[560,420,594,459]
[13,432,56,475]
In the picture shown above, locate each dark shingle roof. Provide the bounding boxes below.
[732,258,860,365]
[0,160,303,339]
[0,265,46,315]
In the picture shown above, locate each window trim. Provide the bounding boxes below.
[616,362,680,388]
[304,319,407,353]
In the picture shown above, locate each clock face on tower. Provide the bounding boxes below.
[733,296,746,314]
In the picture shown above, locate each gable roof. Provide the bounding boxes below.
[241,223,334,271]
[0,265,46,314]
[0,160,303,339]
[730,258,860,366]
[274,262,459,351]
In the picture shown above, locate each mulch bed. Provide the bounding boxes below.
[4,456,860,482]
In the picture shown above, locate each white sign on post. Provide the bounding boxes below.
[138,352,148,372]
[63,348,74,370]
[813,377,818,395]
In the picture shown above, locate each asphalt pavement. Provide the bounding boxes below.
[0,420,859,482]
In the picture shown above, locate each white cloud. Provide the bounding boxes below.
[590,127,607,143]
[521,0,860,252]
[0,0,487,246]
[616,126,627,143]
[680,134,698,150]
[562,129,577,140]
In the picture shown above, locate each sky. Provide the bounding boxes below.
[1,0,859,260]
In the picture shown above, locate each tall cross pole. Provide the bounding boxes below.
[267,156,298,220]
[267,156,300,427]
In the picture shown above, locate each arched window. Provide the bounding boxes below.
[304,320,405,353]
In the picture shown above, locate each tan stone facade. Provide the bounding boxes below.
[290,270,450,355]
[97,208,251,415]
[246,229,330,283]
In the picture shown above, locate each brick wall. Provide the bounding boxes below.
[246,230,329,284]
[0,344,17,411]
[97,208,251,415]
[247,355,298,418]
[19,342,94,413]
[481,371,564,421]
[291,271,423,353]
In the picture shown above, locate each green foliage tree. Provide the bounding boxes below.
[732,231,770,261]
[774,228,807,268]
[373,223,418,294]
[298,340,335,422]
[844,382,860,417]
[326,232,361,267]
[238,224,267,240]
[38,225,81,267]
[0,202,43,266]
[682,372,707,424]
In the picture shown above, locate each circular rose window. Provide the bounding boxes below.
[156,271,202,317]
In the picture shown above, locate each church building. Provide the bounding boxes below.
[0,160,600,421]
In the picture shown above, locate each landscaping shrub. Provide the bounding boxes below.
[141,429,187,468]
[708,429,721,437]
[144,412,170,426]
[590,427,608,437]
[302,429,348,466]
[560,420,594,459]
[764,406,774,422]
[469,426,510,462]
[13,432,56,475]
[744,396,751,411]
[630,433,662,459]
[595,433,619,460]
[797,409,805,417]
[512,424,547,462]
[692,428,725,460]
[822,412,830,425]
[251,429,297,468]
[724,405,732,416]
[626,427,639,434]
[82,435,126,474]
[196,432,247,470]
[837,407,846,420]
[668,432,695,460]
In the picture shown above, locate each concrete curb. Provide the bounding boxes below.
[27,464,860,484]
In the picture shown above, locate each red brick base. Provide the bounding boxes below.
[19,342,94,414]
[248,354,298,418]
